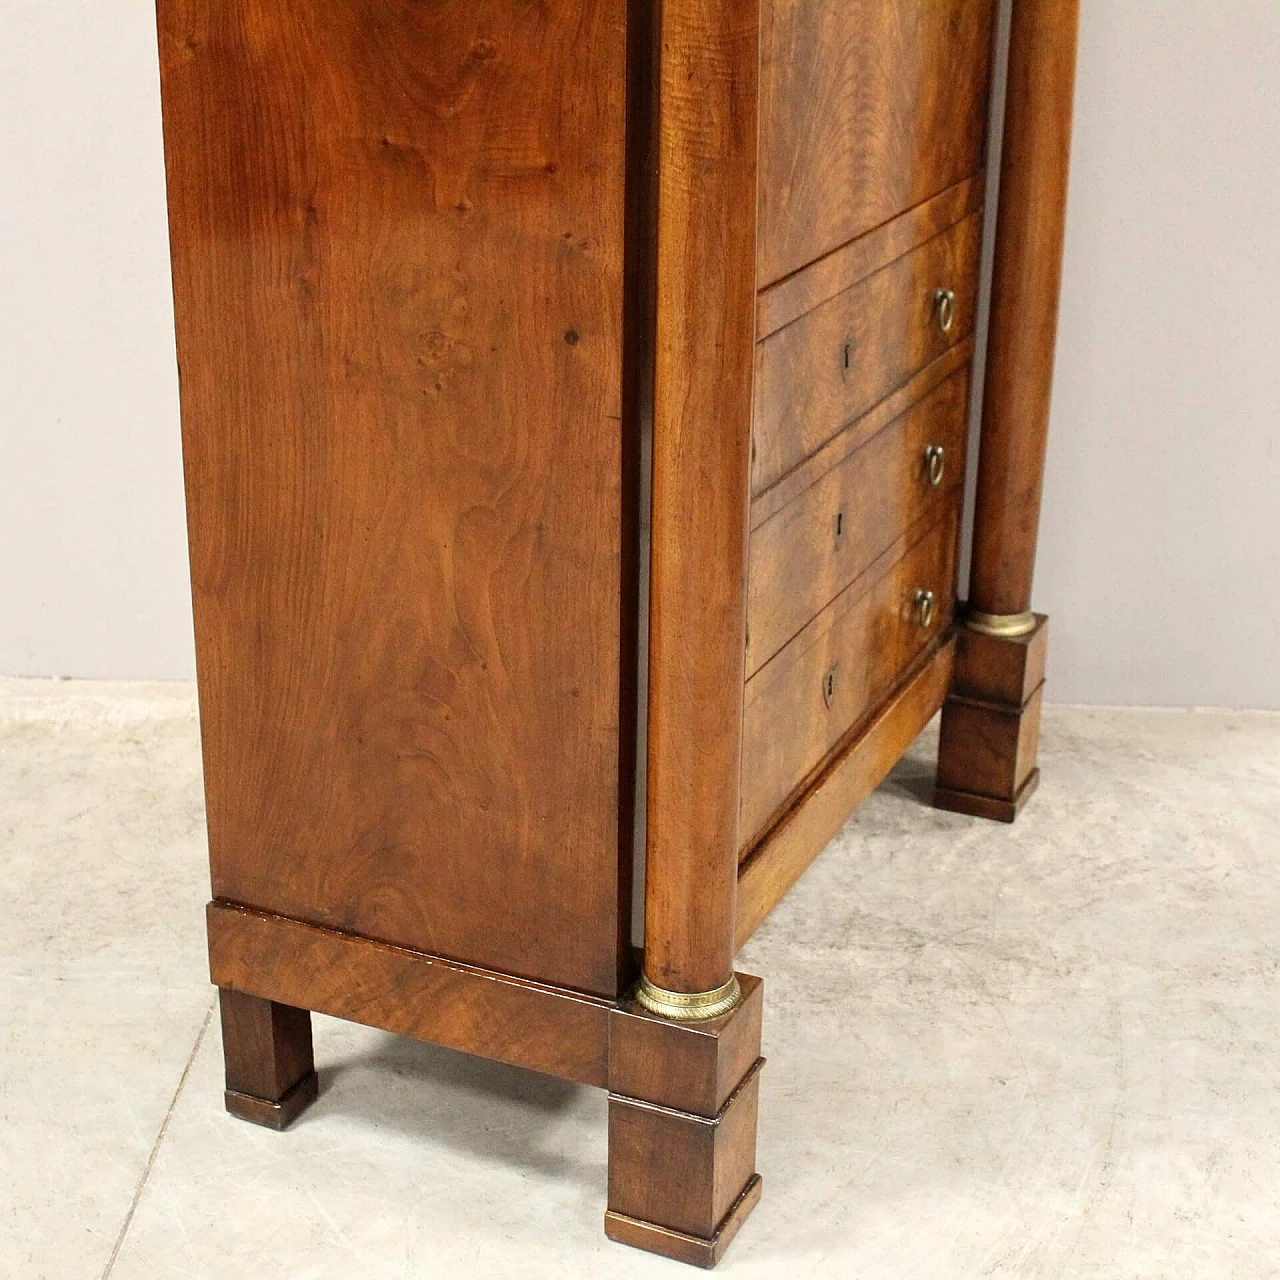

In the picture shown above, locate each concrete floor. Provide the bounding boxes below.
[2,678,1278,1279]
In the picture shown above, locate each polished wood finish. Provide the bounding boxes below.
[747,369,970,673]
[610,974,764,1118]
[218,988,317,1130]
[753,213,983,495]
[949,612,1050,708]
[605,1176,763,1270]
[936,615,1048,823]
[158,0,634,999]
[156,0,1079,1263]
[750,342,974,527]
[642,0,759,998]
[968,0,1080,617]
[606,978,764,1264]
[937,0,1079,826]
[737,638,955,948]
[209,903,613,1087]
[757,0,996,285]
[756,177,984,340]
[741,507,960,848]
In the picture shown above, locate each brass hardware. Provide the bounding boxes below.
[924,444,946,487]
[914,588,936,629]
[822,665,838,707]
[634,974,743,1022]
[966,608,1037,638]
[934,288,956,334]
[834,509,845,546]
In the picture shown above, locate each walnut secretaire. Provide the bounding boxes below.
[156,0,1078,1265]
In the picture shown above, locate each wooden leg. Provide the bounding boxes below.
[218,987,318,1130]
[606,974,763,1268]
[935,615,1048,822]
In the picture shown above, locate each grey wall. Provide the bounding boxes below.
[1,2,192,679]
[2,2,1278,706]
[1035,4,1280,708]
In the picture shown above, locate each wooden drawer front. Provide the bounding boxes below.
[739,506,959,850]
[747,368,969,675]
[753,213,981,495]
[758,0,995,286]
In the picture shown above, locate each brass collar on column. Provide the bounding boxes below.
[966,608,1037,638]
[634,974,743,1022]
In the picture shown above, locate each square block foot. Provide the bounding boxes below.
[224,1069,319,1130]
[934,767,1040,824]
[605,1173,762,1268]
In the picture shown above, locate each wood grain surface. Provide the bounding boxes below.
[736,638,955,946]
[747,367,971,674]
[968,0,1080,616]
[753,213,982,495]
[758,0,995,284]
[158,0,634,996]
[740,505,960,848]
[642,0,759,995]
[208,902,614,1087]
[756,176,984,340]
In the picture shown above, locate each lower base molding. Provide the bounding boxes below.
[204,637,976,1267]
[224,1071,319,1130]
[605,1174,763,1268]
[934,766,1041,824]
[208,901,614,1087]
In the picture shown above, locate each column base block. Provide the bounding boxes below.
[934,766,1040,824]
[934,613,1048,823]
[605,1173,763,1268]
[224,1070,319,1130]
[607,972,764,1267]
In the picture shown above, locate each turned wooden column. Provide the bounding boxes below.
[638,0,758,1017]
[607,0,765,1264]
[936,0,1080,822]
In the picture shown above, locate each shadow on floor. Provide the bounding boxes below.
[874,755,938,808]
[306,1028,601,1186]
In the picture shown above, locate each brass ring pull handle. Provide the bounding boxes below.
[914,588,936,630]
[934,288,956,334]
[924,444,945,487]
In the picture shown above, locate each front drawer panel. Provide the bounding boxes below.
[758,0,995,286]
[746,368,970,675]
[753,213,981,496]
[739,505,959,851]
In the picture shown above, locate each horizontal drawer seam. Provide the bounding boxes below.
[750,345,974,531]
[755,174,985,339]
[744,499,958,696]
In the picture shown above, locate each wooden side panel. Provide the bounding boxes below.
[158,0,632,995]
[758,0,996,284]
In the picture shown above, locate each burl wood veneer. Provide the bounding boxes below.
[157,0,1078,1265]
